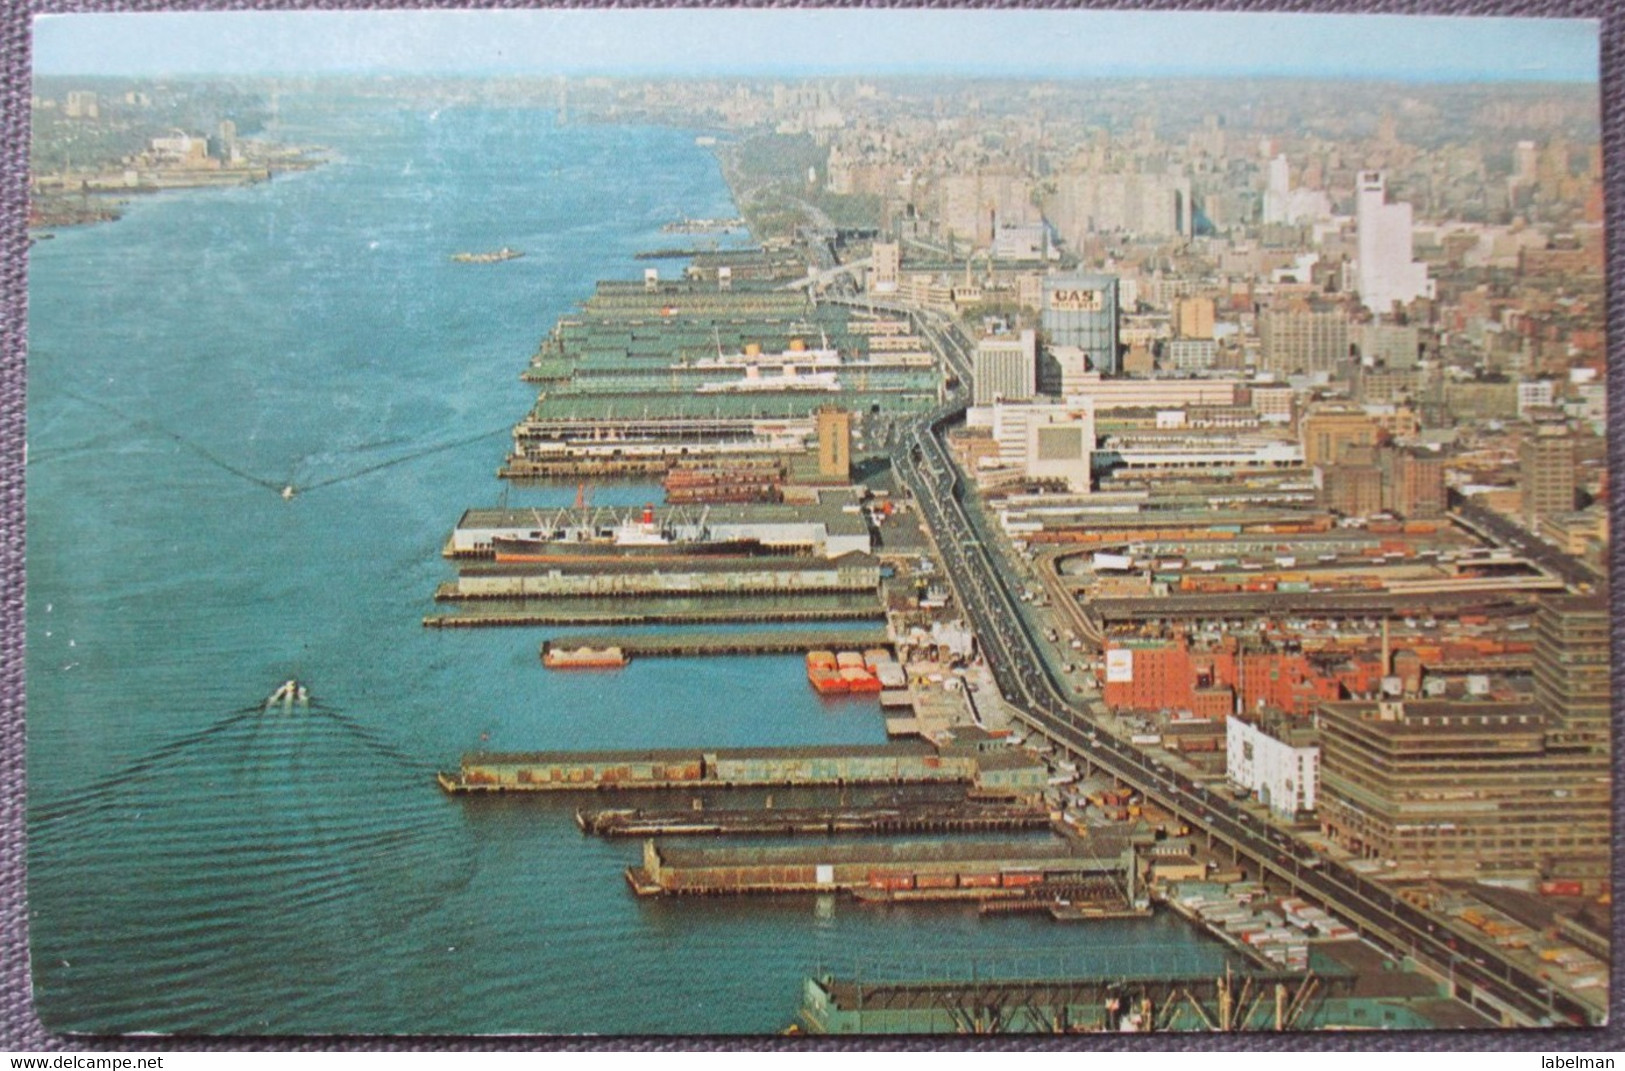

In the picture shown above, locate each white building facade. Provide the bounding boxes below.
[1356,171,1434,316]
[1227,715,1319,819]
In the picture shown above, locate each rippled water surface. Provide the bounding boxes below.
[28,98,1230,1035]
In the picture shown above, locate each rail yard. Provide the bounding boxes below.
[427,218,1608,1034]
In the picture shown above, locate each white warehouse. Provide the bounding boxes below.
[1227,713,1319,819]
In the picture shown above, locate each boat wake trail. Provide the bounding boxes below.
[52,387,288,494]
[30,704,268,828]
[30,683,481,1024]
[47,384,511,499]
[296,424,511,492]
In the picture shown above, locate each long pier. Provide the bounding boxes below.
[435,581,875,601]
[629,836,1135,899]
[542,628,889,660]
[575,801,1048,838]
[439,739,1046,799]
[424,606,885,629]
[441,741,973,793]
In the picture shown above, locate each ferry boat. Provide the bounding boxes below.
[450,247,524,264]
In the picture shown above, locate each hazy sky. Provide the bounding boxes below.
[34,10,1598,83]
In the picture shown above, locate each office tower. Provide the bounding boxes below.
[972,330,1037,406]
[1259,304,1349,376]
[1520,425,1575,525]
[1355,171,1433,315]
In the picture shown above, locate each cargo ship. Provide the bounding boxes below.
[492,504,766,563]
[542,645,629,670]
[451,247,524,263]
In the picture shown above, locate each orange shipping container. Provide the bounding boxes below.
[1001,872,1043,888]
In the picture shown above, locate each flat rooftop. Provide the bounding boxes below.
[455,494,871,537]
[656,834,1130,869]
[462,741,939,767]
[455,553,879,577]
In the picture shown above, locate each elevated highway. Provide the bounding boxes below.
[888,386,1598,1030]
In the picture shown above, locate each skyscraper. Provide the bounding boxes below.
[1520,425,1575,526]
[1355,172,1433,316]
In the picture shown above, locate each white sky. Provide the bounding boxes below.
[33,10,1600,82]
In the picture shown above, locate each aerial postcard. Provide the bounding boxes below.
[21,8,1612,1039]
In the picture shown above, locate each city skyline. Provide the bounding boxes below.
[21,8,1614,1041]
[34,10,1599,83]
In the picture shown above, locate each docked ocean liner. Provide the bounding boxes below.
[489,503,765,563]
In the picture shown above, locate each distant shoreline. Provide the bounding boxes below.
[29,146,325,231]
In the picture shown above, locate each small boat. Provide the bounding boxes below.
[450,247,524,264]
[266,679,310,709]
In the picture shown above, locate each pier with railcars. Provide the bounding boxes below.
[423,604,884,629]
[436,734,1048,799]
[574,799,1050,838]
[539,628,891,664]
[435,552,883,600]
[625,835,1138,900]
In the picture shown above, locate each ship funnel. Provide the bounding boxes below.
[643,503,656,525]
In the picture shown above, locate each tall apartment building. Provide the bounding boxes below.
[64,90,98,119]
[1258,305,1349,376]
[1355,171,1434,316]
[972,330,1037,406]
[938,171,1036,248]
[1173,297,1216,340]
[1046,169,1192,244]
[1382,446,1446,519]
[1520,425,1576,526]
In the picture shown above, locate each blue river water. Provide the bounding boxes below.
[26,98,1230,1035]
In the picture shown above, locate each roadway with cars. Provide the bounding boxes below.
[1451,494,1603,590]
[882,361,1596,1028]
